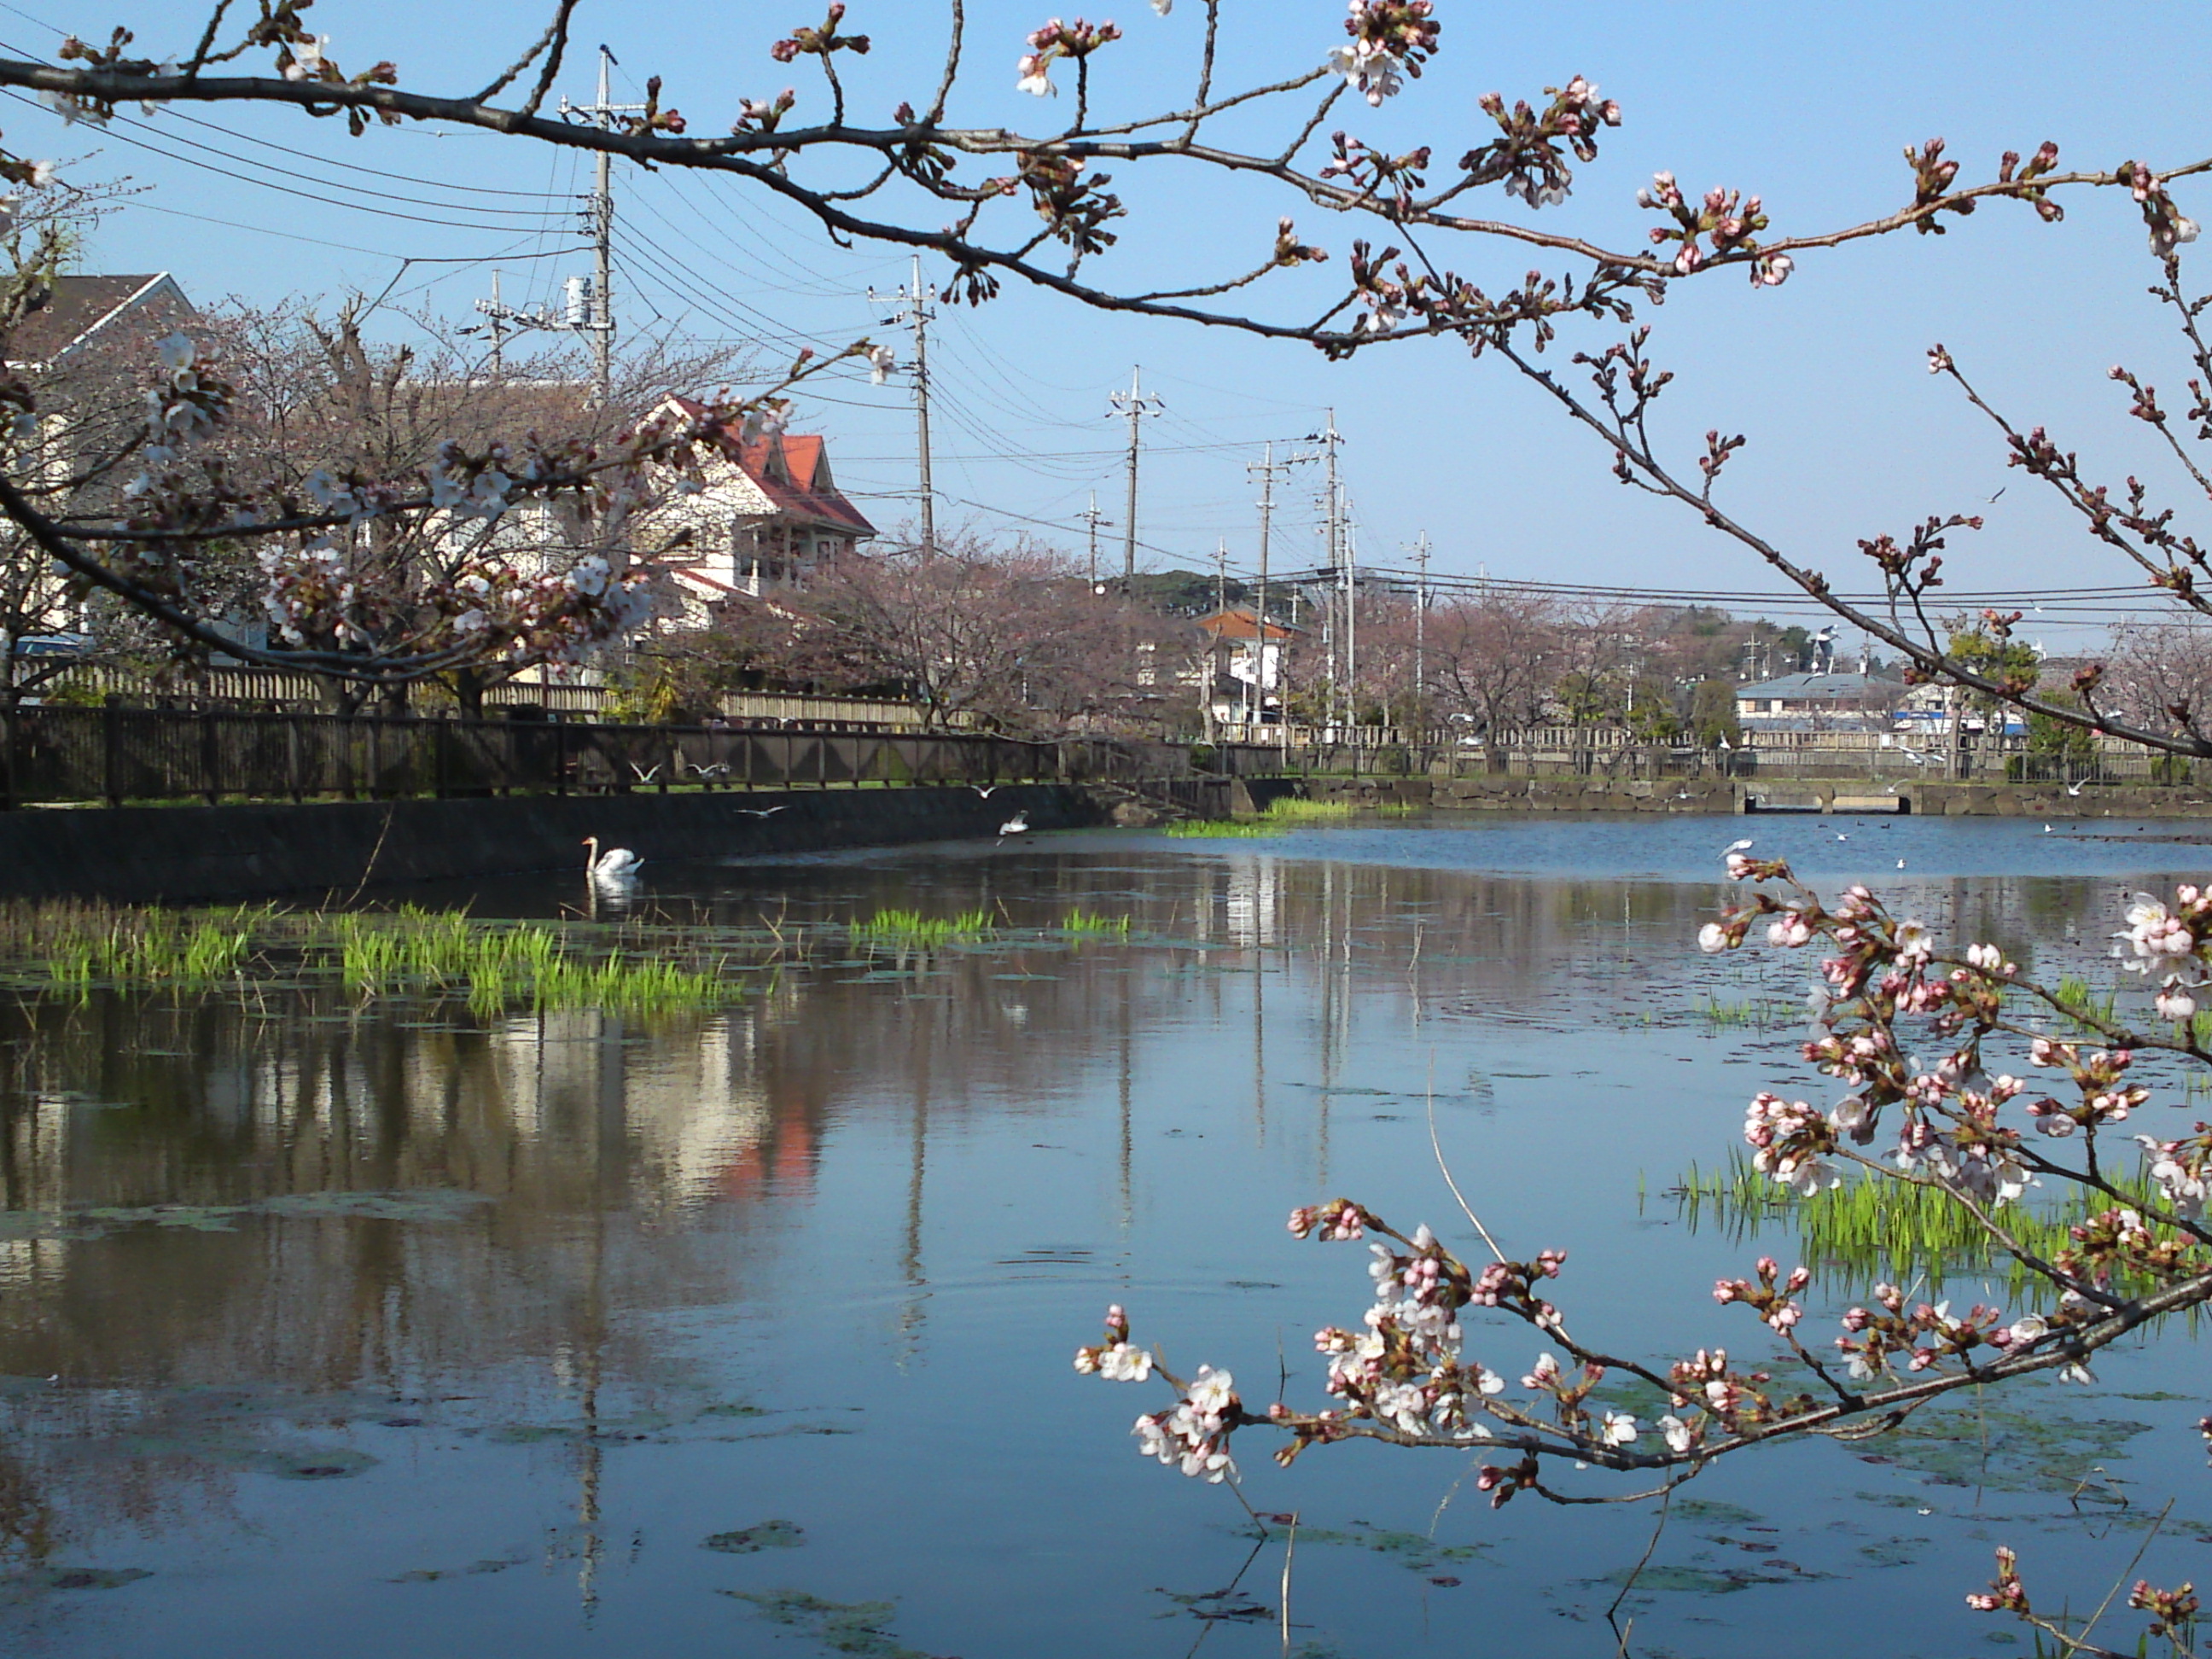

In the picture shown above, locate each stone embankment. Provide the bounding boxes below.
[0,783,1119,904]
[1299,774,2212,818]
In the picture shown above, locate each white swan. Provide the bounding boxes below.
[583,835,643,881]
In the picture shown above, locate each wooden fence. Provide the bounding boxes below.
[0,707,1203,808]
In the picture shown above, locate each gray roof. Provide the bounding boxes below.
[1738,672,1904,702]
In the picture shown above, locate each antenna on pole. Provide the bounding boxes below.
[557,46,646,405]
[1249,439,1313,742]
[1080,492,1109,587]
[1108,367,1163,586]
[1409,531,1431,744]
[869,254,937,552]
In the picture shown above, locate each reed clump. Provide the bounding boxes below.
[1060,908,1133,936]
[1673,1149,2177,1290]
[334,907,727,1015]
[848,907,995,947]
[1260,798,1358,823]
[0,899,734,1016]
[1166,798,1406,837]
[0,899,262,989]
[2052,974,2119,1033]
[1164,818,1283,839]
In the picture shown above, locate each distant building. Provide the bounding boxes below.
[1735,671,1904,731]
[1195,605,1294,721]
[651,401,877,612]
[6,272,195,366]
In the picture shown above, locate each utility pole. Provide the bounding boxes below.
[1081,492,1107,586]
[482,271,507,375]
[870,253,937,551]
[1247,441,1312,732]
[1210,538,1228,742]
[1308,409,1347,730]
[1410,531,1430,742]
[1109,367,1163,586]
[1344,509,1359,736]
[553,47,644,405]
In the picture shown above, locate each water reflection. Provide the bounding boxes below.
[0,824,2204,1656]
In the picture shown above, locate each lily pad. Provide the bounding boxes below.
[0,1565,154,1604]
[725,1589,928,1659]
[704,1520,805,1554]
[1671,1499,1762,1526]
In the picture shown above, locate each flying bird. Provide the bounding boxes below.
[1724,838,1755,856]
[971,785,1000,798]
[998,811,1030,842]
[736,805,789,818]
[2066,781,2084,796]
[629,762,661,784]
[1896,858,1907,869]
[687,761,730,778]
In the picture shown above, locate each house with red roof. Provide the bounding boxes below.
[651,399,877,614]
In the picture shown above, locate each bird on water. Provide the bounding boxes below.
[583,836,642,882]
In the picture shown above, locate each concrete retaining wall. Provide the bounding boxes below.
[1301,774,2212,818]
[0,783,1110,904]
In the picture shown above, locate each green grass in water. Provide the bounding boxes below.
[1672,1149,2179,1291]
[1167,797,1414,837]
[1059,909,1132,936]
[848,907,994,946]
[2051,974,2119,1033]
[3,899,734,1016]
[1165,818,1284,838]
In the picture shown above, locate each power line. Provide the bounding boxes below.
[1,91,572,237]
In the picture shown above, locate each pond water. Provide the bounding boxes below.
[2,811,2209,1658]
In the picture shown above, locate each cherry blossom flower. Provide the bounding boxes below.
[2115,891,2200,980]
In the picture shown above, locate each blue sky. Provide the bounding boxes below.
[6,1,2212,648]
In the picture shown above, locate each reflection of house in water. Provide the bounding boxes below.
[1222,856,1282,950]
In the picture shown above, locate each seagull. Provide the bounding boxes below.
[998,811,1030,842]
[687,761,729,778]
[1896,858,1907,869]
[736,805,788,818]
[2066,781,2084,796]
[971,785,1000,798]
[2042,824,2052,834]
[1724,838,1755,856]
[1835,833,1848,841]
[630,762,661,783]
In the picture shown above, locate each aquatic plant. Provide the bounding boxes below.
[1164,818,1284,839]
[1076,853,2212,1658]
[1059,908,1132,936]
[5,900,263,990]
[1260,797,1357,822]
[847,907,994,946]
[1671,1150,2182,1293]
[0,899,738,1017]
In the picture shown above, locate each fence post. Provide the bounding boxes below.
[434,717,450,799]
[554,719,568,795]
[365,718,381,801]
[102,698,122,808]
